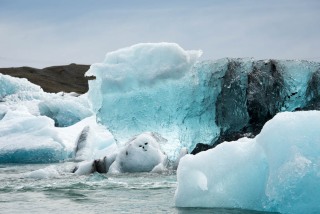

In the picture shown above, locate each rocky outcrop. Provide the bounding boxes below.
[0,63,91,93]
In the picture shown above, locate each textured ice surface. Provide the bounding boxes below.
[86,46,320,158]
[0,74,115,163]
[2,43,320,169]
[0,73,43,100]
[109,132,168,173]
[0,107,115,163]
[26,165,60,179]
[86,43,205,158]
[38,94,92,127]
[175,111,320,214]
[0,108,68,163]
[0,73,93,127]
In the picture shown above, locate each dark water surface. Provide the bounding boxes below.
[0,164,277,214]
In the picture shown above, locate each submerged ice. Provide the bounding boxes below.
[175,111,320,214]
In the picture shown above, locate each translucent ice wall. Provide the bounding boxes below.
[86,46,320,157]
[86,43,204,157]
[175,111,320,213]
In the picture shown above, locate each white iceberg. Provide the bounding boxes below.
[175,111,320,214]
[0,74,115,163]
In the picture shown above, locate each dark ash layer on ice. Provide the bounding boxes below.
[192,59,320,154]
[1,57,320,156]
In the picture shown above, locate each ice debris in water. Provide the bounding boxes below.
[26,165,60,179]
[109,132,168,173]
[175,111,320,214]
[73,132,181,175]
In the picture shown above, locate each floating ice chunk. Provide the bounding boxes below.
[175,139,268,209]
[73,153,118,175]
[0,107,115,163]
[73,160,96,175]
[38,95,92,127]
[26,165,60,179]
[175,111,320,213]
[0,108,68,163]
[109,132,168,173]
[0,73,116,164]
[59,116,116,161]
[73,132,172,175]
[256,111,320,213]
[151,162,168,173]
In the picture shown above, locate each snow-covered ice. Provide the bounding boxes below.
[108,132,168,173]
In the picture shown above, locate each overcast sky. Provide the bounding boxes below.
[0,0,319,68]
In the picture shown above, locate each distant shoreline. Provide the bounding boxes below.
[0,64,91,94]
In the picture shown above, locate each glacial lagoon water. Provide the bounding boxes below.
[0,164,278,214]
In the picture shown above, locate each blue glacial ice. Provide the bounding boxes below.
[175,111,320,214]
[1,43,320,213]
[1,42,320,167]
[0,73,93,127]
[0,74,115,163]
[85,43,320,158]
[86,43,204,158]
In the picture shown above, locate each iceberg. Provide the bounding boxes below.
[175,111,320,214]
[0,74,115,163]
[0,73,93,127]
[73,132,176,175]
[38,95,92,127]
[0,108,68,163]
[1,42,320,172]
[85,43,320,158]
[108,132,168,173]
[86,43,203,158]
[0,107,115,163]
